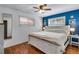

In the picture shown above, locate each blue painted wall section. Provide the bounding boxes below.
[43,9,79,35]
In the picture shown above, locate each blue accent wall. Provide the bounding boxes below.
[43,9,79,35]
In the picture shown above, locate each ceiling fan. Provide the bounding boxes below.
[33,4,51,13]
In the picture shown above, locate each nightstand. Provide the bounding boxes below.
[70,35,79,47]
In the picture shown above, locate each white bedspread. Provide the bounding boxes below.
[29,31,67,51]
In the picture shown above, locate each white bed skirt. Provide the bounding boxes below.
[29,36,65,54]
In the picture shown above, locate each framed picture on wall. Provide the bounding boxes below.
[48,16,65,26]
[19,16,34,26]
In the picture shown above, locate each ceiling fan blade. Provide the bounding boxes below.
[34,10,40,12]
[44,8,51,10]
[33,7,39,9]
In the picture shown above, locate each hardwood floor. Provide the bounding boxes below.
[4,42,79,54]
[64,45,79,54]
[4,43,44,54]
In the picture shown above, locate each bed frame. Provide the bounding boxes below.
[28,26,70,54]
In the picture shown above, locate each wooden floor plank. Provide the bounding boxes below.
[4,42,79,54]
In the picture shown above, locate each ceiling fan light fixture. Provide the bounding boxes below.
[39,10,45,13]
[33,4,51,13]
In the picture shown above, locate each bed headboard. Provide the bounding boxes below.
[44,26,70,35]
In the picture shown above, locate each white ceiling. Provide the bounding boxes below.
[0,4,79,17]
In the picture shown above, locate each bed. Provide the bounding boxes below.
[28,26,70,54]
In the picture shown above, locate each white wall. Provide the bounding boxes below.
[0,6,42,48]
